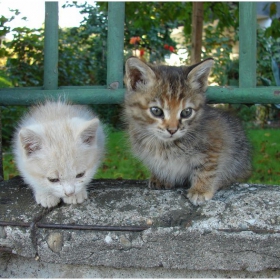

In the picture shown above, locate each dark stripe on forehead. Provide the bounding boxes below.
[151,66,190,99]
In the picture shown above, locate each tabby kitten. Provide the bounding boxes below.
[124,57,251,205]
[13,101,105,208]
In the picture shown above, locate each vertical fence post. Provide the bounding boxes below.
[0,110,3,181]
[44,2,59,90]
[191,2,203,64]
[107,2,125,88]
[239,2,257,88]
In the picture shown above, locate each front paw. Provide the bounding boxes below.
[187,188,214,206]
[35,193,60,208]
[63,189,88,205]
[148,176,173,190]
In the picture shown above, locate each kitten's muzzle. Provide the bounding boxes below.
[167,128,178,135]
[64,190,75,197]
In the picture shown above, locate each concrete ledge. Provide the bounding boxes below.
[1,176,280,276]
[1,255,280,278]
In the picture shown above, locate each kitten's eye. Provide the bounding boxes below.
[180,108,193,119]
[150,107,164,118]
[48,178,59,183]
[76,172,85,178]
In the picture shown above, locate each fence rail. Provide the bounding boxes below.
[0,86,280,106]
[0,2,279,105]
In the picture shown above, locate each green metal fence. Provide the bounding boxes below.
[0,2,280,179]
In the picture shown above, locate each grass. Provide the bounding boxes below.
[3,128,280,185]
[247,128,280,184]
[0,68,12,88]
[94,129,149,180]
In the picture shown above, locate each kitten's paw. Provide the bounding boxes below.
[63,189,88,205]
[35,194,60,208]
[187,188,214,206]
[148,176,173,190]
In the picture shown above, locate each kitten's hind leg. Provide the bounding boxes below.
[148,174,173,190]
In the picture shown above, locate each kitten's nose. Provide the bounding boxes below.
[167,128,178,135]
[64,190,75,196]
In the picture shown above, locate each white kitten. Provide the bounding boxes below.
[13,101,105,208]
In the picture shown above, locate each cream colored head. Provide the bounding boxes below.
[18,118,101,197]
[13,101,105,207]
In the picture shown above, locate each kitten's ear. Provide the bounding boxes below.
[79,119,99,145]
[124,57,156,92]
[19,128,42,156]
[187,58,214,92]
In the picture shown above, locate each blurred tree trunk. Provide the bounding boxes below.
[191,2,203,64]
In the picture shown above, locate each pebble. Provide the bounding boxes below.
[105,234,112,244]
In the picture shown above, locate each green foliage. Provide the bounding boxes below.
[4,23,107,87]
[0,69,27,148]
[175,3,239,86]
[233,104,257,126]
[201,25,238,85]
[2,2,280,88]
[4,4,109,87]
[257,27,280,86]
[201,24,280,87]
[1,106,27,147]
[59,3,108,85]
[0,68,12,87]
[1,2,280,144]
[265,18,280,39]
[264,2,280,39]
[0,15,11,38]
[70,2,180,64]
[204,2,239,30]
[123,2,181,62]
[58,26,106,86]
[0,10,20,60]
[5,27,44,86]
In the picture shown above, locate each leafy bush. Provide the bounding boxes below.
[257,27,280,86]
[1,105,27,148]
[5,27,44,86]
[2,2,280,140]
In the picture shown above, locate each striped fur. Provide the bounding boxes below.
[124,57,251,205]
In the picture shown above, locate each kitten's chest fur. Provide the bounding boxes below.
[128,107,224,184]
[137,140,206,185]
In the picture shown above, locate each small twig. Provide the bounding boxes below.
[0,221,149,232]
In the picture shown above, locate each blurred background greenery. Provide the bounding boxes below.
[0,2,280,184]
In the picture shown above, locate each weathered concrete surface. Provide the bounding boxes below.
[1,254,280,278]
[0,177,47,258]
[1,176,280,276]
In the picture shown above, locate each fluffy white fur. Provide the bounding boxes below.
[13,101,105,208]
